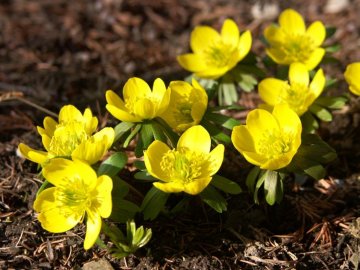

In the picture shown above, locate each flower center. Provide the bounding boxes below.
[160,147,208,183]
[282,34,315,63]
[257,130,292,159]
[279,82,309,115]
[55,176,92,220]
[204,41,235,68]
[49,121,88,157]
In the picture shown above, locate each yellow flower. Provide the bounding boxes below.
[160,79,208,133]
[18,105,114,166]
[264,9,326,70]
[344,62,360,96]
[231,104,302,171]
[106,77,170,122]
[34,158,112,250]
[144,125,224,195]
[177,19,252,79]
[258,62,326,115]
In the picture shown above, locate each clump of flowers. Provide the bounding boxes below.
[177,19,252,79]
[34,158,112,250]
[231,104,302,171]
[344,62,360,96]
[264,9,326,70]
[106,77,170,122]
[18,105,114,166]
[144,125,224,195]
[258,62,326,115]
[160,79,208,133]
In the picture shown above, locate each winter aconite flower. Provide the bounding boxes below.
[344,62,360,96]
[258,62,326,115]
[18,105,114,166]
[231,104,302,171]
[34,158,112,250]
[264,9,326,70]
[160,79,208,133]
[177,19,252,79]
[106,77,170,122]
[144,125,224,195]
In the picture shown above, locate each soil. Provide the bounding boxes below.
[1,0,360,269]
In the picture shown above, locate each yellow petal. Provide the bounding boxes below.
[157,86,171,116]
[190,26,220,53]
[84,213,102,250]
[279,9,306,35]
[58,105,83,123]
[18,143,48,165]
[303,48,325,70]
[258,78,287,106]
[123,77,152,100]
[246,109,279,142]
[344,63,360,96]
[195,66,229,79]
[309,68,326,98]
[177,53,207,72]
[106,104,142,122]
[237,30,252,61]
[153,182,184,193]
[231,125,256,153]
[266,48,288,65]
[289,62,309,86]
[184,177,212,195]
[272,104,302,135]
[105,90,127,110]
[177,125,211,153]
[264,25,286,45]
[95,175,113,218]
[241,151,267,167]
[83,108,98,135]
[206,144,225,176]
[42,116,57,137]
[144,140,171,181]
[42,158,97,189]
[221,19,239,48]
[34,188,80,233]
[72,139,107,165]
[261,153,294,171]
[41,134,52,152]
[306,21,326,47]
[134,98,156,119]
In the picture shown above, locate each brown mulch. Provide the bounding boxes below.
[1,0,360,269]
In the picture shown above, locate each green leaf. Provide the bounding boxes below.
[150,121,167,142]
[309,104,332,122]
[325,26,336,39]
[134,160,146,170]
[254,170,266,204]
[36,180,51,197]
[204,112,240,129]
[123,124,142,148]
[98,152,128,177]
[325,44,341,53]
[237,73,257,92]
[303,164,326,179]
[140,123,154,149]
[211,175,242,194]
[141,186,169,220]
[264,170,279,205]
[200,185,227,213]
[114,122,134,142]
[315,96,347,109]
[134,171,158,181]
[200,119,231,144]
[324,78,338,89]
[220,81,238,105]
[246,166,261,194]
[110,199,140,223]
[111,176,130,199]
[301,111,319,133]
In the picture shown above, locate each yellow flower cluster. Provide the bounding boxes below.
[18,8,354,253]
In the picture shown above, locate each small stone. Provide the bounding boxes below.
[325,0,349,14]
[82,258,114,270]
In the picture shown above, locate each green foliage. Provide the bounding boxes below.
[102,220,152,259]
[141,186,169,220]
[98,152,127,177]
